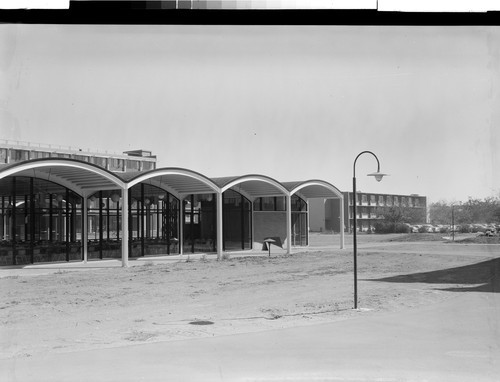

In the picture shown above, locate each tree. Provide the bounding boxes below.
[429,197,500,225]
[493,207,500,223]
[376,205,425,224]
[429,201,450,225]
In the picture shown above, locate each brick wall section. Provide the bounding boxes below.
[253,211,288,247]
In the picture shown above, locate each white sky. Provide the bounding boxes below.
[1,24,499,203]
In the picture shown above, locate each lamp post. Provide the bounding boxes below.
[452,205,456,242]
[352,151,386,310]
[451,205,463,242]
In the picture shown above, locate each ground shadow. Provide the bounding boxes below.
[368,257,500,293]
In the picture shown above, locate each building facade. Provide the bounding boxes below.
[0,141,157,173]
[0,142,344,267]
[310,192,427,233]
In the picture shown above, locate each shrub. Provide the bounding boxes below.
[394,223,410,233]
[439,226,449,234]
[459,225,471,233]
[374,221,391,234]
[374,222,410,234]
[418,226,428,233]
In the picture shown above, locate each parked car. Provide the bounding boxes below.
[478,230,496,237]
[420,224,434,233]
[471,224,488,233]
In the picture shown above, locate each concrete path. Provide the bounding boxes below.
[2,287,499,382]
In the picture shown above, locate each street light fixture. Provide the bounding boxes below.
[352,151,387,310]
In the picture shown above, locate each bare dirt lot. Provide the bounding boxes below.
[1,233,499,360]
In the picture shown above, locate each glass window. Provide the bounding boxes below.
[126,160,140,171]
[378,195,384,205]
[394,196,399,206]
[142,161,154,171]
[262,197,275,211]
[387,196,393,206]
[109,158,123,171]
[253,198,261,211]
[33,151,50,159]
[0,148,8,163]
[291,195,307,211]
[74,155,89,162]
[12,149,30,162]
[370,195,376,204]
[92,157,107,168]
[275,197,285,211]
[223,190,252,251]
[361,195,367,204]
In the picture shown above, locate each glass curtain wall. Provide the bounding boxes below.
[87,190,122,260]
[0,176,83,266]
[128,184,180,257]
[223,190,252,251]
[291,195,308,246]
[183,193,216,253]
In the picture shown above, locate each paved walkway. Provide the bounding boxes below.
[1,286,499,381]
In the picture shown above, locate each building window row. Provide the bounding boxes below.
[0,148,155,172]
[347,193,424,209]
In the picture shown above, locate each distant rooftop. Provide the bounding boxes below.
[122,149,157,159]
[0,139,157,172]
[0,139,155,161]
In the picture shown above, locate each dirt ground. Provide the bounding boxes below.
[1,233,498,360]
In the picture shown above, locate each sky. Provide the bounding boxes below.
[1,24,499,204]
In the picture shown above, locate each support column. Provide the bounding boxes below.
[121,188,129,267]
[216,192,223,260]
[339,196,345,249]
[306,200,310,247]
[179,198,184,256]
[83,195,88,263]
[286,194,292,255]
[251,200,255,250]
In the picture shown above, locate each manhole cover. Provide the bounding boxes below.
[189,320,214,325]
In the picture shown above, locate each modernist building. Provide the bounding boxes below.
[0,142,344,267]
[0,141,157,172]
[309,192,427,233]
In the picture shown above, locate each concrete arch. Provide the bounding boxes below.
[282,180,345,250]
[125,167,220,195]
[140,178,182,200]
[220,174,290,197]
[0,159,129,267]
[287,180,344,199]
[0,158,126,195]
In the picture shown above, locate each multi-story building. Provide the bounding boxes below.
[310,192,427,233]
[0,140,157,173]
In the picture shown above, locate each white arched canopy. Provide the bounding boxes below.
[214,175,289,199]
[124,167,220,197]
[0,158,126,196]
[282,180,343,200]
[0,159,129,266]
[282,180,345,251]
